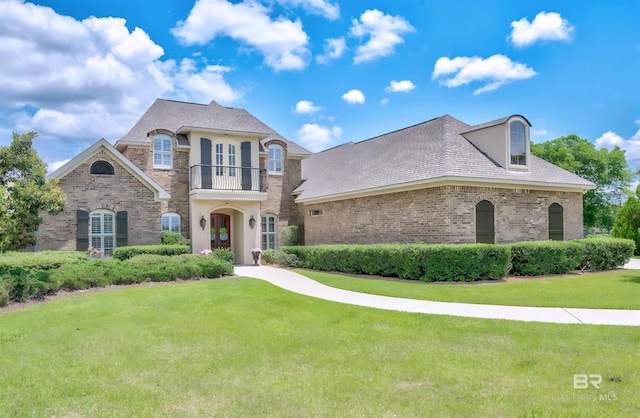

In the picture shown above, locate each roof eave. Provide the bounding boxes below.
[176,126,270,139]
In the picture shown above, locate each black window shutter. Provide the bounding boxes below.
[116,211,128,247]
[200,138,212,189]
[77,210,89,251]
[241,141,252,190]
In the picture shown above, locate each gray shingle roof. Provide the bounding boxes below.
[117,99,311,156]
[295,115,595,202]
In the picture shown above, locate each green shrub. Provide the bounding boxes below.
[1,268,54,302]
[111,245,190,261]
[0,280,10,307]
[260,249,301,267]
[574,237,635,271]
[0,251,87,273]
[161,231,190,246]
[188,254,234,278]
[50,259,115,290]
[283,243,510,282]
[610,195,640,255]
[210,248,235,264]
[281,225,304,246]
[510,241,584,276]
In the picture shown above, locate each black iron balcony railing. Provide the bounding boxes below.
[190,165,267,192]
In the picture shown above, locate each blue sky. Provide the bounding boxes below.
[0,0,639,175]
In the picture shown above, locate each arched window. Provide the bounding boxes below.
[510,121,527,166]
[268,144,283,174]
[261,214,278,250]
[549,203,564,240]
[90,161,114,175]
[161,213,181,233]
[476,200,495,244]
[91,209,115,255]
[153,134,173,169]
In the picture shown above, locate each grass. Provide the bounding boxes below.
[299,269,640,310]
[0,278,638,416]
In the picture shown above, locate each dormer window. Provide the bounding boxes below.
[268,144,283,174]
[509,121,527,166]
[153,134,173,169]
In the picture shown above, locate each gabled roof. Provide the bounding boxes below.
[48,139,170,201]
[295,115,595,203]
[116,99,311,157]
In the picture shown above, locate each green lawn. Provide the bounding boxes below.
[0,278,638,416]
[299,269,640,310]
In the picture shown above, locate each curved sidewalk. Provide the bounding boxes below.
[235,266,640,326]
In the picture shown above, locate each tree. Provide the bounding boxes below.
[611,187,640,255]
[0,132,66,252]
[531,134,632,229]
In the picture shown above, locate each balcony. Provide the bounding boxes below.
[190,165,267,200]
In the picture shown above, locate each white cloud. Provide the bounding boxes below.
[432,54,536,95]
[350,9,414,64]
[532,129,548,136]
[316,37,346,64]
[595,126,640,169]
[47,159,71,174]
[274,0,339,20]
[172,0,309,71]
[294,100,322,114]
[0,0,242,161]
[380,98,390,105]
[509,11,574,48]
[296,123,342,152]
[385,80,416,93]
[342,89,365,104]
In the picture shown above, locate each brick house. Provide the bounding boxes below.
[40,99,594,262]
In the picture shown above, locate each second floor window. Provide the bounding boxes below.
[153,135,172,169]
[229,144,236,176]
[510,121,527,166]
[215,143,224,176]
[268,144,283,174]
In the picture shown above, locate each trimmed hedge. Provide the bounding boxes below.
[261,249,301,267]
[111,245,190,260]
[283,244,511,282]
[575,237,635,271]
[510,241,584,276]
[0,251,87,273]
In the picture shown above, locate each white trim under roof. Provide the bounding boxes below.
[295,175,595,204]
[176,125,270,139]
[48,138,170,202]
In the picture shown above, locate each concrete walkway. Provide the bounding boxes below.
[235,265,640,326]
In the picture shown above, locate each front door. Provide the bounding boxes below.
[210,213,231,249]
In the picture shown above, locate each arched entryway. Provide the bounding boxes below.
[476,200,495,244]
[210,212,231,249]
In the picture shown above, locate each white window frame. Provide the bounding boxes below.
[90,209,115,255]
[509,120,527,167]
[215,143,224,176]
[268,145,283,174]
[161,213,181,233]
[229,144,236,177]
[153,134,173,169]
[261,214,278,250]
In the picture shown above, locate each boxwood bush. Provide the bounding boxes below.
[575,237,635,271]
[0,251,87,273]
[510,241,584,276]
[283,243,511,281]
[111,244,190,260]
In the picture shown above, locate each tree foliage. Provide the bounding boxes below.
[0,132,66,252]
[611,187,640,255]
[531,134,632,229]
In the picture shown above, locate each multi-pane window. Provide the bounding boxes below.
[261,215,277,250]
[229,144,236,177]
[268,145,283,174]
[510,121,526,166]
[153,135,172,169]
[215,143,224,176]
[90,210,115,255]
[161,213,181,233]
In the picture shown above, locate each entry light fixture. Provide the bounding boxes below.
[199,215,206,231]
[249,215,256,229]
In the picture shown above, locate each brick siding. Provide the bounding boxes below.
[302,185,583,245]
